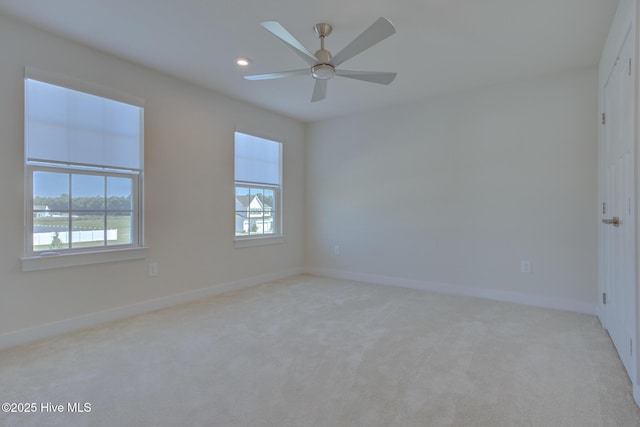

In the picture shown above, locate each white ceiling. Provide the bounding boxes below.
[0,0,618,123]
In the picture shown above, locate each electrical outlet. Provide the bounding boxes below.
[148,262,158,277]
[520,260,531,273]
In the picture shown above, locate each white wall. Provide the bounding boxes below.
[0,10,601,346]
[0,14,305,343]
[306,67,598,311]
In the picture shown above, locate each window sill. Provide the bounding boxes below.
[234,235,284,249]
[21,247,148,272]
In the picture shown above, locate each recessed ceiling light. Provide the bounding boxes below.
[236,58,250,67]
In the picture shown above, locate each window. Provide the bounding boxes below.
[23,68,145,270]
[234,131,282,244]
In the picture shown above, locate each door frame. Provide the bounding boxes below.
[598,0,639,406]
[601,22,636,379]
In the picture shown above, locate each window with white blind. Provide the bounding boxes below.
[22,68,146,270]
[234,131,283,246]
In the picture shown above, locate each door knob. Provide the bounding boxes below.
[602,216,620,227]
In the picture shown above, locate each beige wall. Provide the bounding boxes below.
[306,67,598,309]
[0,14,305,338]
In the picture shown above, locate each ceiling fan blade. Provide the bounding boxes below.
[330,17,396,67]
[311,79,327,102]
[260,21,318,66]
[335,70,397,85]
[244,69,309,80]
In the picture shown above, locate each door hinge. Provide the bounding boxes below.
[602,113,606,125]
[603,202,606,215]
[630,58,633,76]
[631,338,633,356]
[603,292,607,305]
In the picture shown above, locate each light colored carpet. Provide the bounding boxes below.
[1,274,639,426]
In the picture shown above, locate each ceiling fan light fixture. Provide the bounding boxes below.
[311,63,335,80]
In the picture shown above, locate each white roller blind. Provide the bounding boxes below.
[234,132,281,185]
[25,78,143,171]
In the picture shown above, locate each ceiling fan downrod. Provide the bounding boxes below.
[312,23,335,80]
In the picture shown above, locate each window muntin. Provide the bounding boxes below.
[235,185,278,237]
[234,132,282,239]
[24,71,143,257]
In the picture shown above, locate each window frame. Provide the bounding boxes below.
[234,130,284,248]
[235,182,280,237]
[21,68,146,271]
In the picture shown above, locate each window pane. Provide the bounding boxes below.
[247,187,258,235]
[33,212,69,251]
[107,176,133,210]
[259,217,272,235]
[249,211,265,235]
[249,188,263,217]
[263,209,275,234]
[235,213,248,236]
[235,186,250,236]
[107,214,133,246]
[263,188,275,209]
[34,171,69,212]
[235,186,249,205]
[71,213,106,248]
[262,189,275,235]
[72,174,105,211]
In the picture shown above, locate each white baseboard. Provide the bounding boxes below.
[0,266,597,351]
[307,267,597,315]
[0,267,304,351]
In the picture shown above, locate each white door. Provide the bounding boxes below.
[602,28,635,379]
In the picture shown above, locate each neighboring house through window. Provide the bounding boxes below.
[22,68,145,270]
[234,131,282,245]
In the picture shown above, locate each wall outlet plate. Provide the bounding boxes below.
[148,262,158,277]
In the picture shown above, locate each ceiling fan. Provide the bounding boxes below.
[244,17,397,102]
